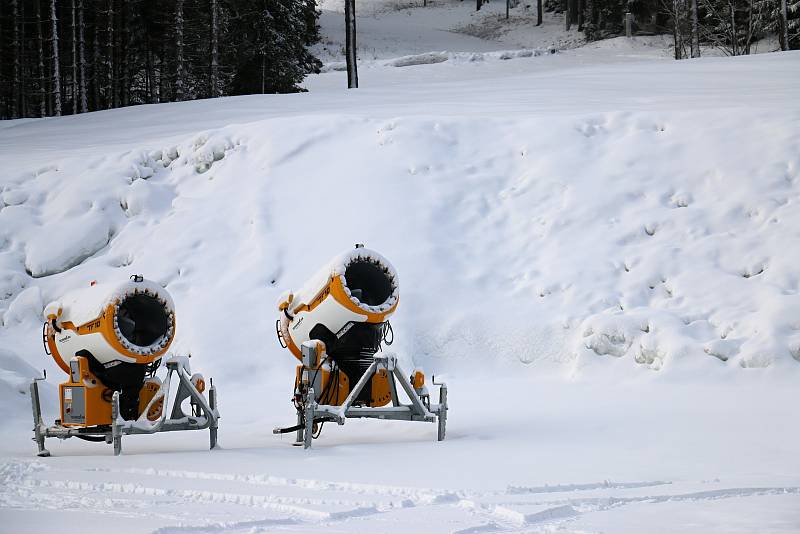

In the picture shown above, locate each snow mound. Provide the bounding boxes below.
[0,349,40,404]
[1,54,798,381]
[322,48,555,72]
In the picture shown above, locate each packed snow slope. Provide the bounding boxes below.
[2,52,798,379]
[0,33,799,533]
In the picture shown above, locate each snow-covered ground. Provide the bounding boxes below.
[1,1,799,532]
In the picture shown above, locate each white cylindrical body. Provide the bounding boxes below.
[44,277,175,373]
[277,247,399,360]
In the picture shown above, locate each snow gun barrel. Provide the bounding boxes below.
[31,275,221,457]
[276,245,400,408]
[42,275,176,374]
[274,245,447,448]
[276,244,399,362]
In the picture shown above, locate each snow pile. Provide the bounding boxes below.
[0,348,40,403]
[1,75,798,383]
[321,47,556,72]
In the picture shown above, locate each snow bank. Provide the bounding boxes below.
[0,349,40,404]
[0,54,798,392]
[322,48,556,72]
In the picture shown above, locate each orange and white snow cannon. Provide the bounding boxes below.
[273,245,447,448]
[30,275,219,456]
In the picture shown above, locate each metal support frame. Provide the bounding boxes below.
[30,358,220,456]
[290,353,447,449]
[30,378,50,457]
[303,387,315,449]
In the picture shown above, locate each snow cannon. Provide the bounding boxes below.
[274,245,448,448]
[42,275,176,421]
[30,275,220,457]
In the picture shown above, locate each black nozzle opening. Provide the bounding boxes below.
[117,294,168,346]
[344,260,393,306]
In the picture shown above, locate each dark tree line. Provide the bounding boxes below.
[0,0,322,119]
[542,0,798,55]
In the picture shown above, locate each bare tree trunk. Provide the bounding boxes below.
[745,0,752,54]
[92,17,100,109]
[729,0,737,56]
[673,0,683,59]
[36,0,48,116]
[112,0,119,107]
[565,0,571,30]
[159,44,168,102]
[11,0,21,118]
[146,45,153,103]
[175,0,185,101]
[71,0,77,113]
[210,0,219,97]
[570,0,579,26]
[345,0,358,89]
[50,0,62,116]
[77,0,87,112]
[121,1,129,106]
[779,0,789,50]
[105,0,113,108]
[690,0,700,57]
[19,0,29,116]
[537,0,543,25]
[585,0,594,35]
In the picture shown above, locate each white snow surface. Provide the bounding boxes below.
[1,1,799,532]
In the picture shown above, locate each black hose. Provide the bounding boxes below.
[75,435,107,442]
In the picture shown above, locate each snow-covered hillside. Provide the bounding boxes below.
[2,52,798,377]
[1,1,799,531]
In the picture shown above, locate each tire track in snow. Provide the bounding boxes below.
[152,517,299,533]
[7,461,798,533]
[89,466,450,504]
[151,506,386,534]
[18,478,333,521]
[456,486,800,533]
[506,480,671,494]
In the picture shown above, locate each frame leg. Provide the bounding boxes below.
[303,387,315,450]
[437,384,448,442]
[29,381,50,457]
[294,410,305,446]
[112,392,122,456]
[392,364,430,418]
[209,385,219,450]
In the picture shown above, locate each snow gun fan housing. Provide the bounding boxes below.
[43,276,176,421]
[274,245,447,448]
[31,275,220,457]
[277,246,399,406]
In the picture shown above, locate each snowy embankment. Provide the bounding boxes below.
[321,47,556,72]
[0,46,798,532]
[2,53,798,385]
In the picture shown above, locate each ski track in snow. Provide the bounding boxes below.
[1,459,798,533]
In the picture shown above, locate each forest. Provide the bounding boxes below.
[0,0,796,119]
[0,0,321,119]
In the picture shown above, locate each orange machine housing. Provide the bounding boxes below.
[59,356,163,427]
[59,356,112,427]
[295,350,394,408]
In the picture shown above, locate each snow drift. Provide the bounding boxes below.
[1,54,799,409]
